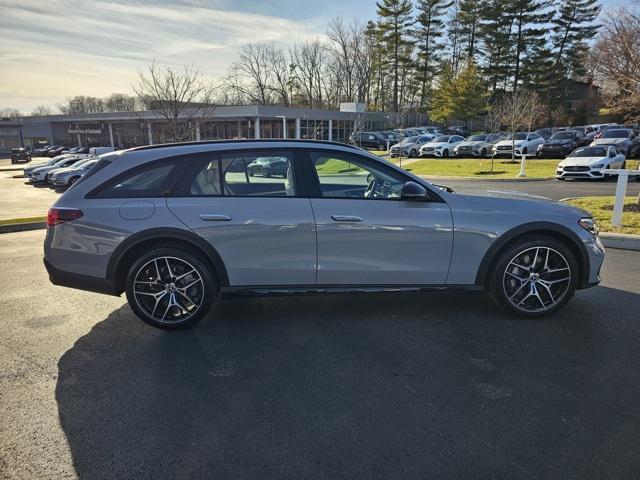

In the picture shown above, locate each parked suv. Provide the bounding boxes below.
[350,132,388,150]
[10,147,31,163]
[493,132,545,157]
[44,140,605,329]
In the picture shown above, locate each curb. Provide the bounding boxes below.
[0,221,46,234]
[600,232,640,252]
[419,175,554,182]
[0,167,28,173]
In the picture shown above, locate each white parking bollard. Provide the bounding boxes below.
[518,153,527,177]
[601,169,640,227]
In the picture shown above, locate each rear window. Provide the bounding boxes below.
[88,157,193,198]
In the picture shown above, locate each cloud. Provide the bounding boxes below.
[0,0,326,111]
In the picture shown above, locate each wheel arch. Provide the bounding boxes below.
[475,222,590,289]
[107,227,230,294]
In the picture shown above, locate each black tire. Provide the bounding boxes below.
[377,144,385,151]
[442,149,449,158]
[409,149,417,158]
[522,147,528,155]
[480,148,487,157]
[264,168,271,178]
[125,246,217,329]
[488,235,578,318]
[69,176,79,186]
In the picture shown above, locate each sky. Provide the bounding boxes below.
[0,0,621,113]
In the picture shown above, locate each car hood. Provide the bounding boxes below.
[495,140,525,147]
[458,141,485,147]
[51,166,81,175]
[559,156,607,166]
[423,142,448,148]
[452,188,588,216]
[544,139,575,146]
[392,142,415,149]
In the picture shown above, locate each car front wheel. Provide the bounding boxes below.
[489,235,578,317]
[125,247,216,329]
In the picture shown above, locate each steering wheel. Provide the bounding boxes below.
[364,177,379,198]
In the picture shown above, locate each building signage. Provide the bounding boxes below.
[67,128,102,134]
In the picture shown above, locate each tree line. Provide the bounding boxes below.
[4,0,638,125]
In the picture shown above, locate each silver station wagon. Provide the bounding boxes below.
[44,140,605,329]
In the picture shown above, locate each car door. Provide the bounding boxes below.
[167,149,317,286]
[305,149,454,285]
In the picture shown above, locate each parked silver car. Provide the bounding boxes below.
[44,140,605,329]
[50,158,100,188]
[389,135,434,158]
[454,134,502,157]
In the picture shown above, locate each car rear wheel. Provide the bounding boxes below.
[125,247,216,329]
[489,235,578,317]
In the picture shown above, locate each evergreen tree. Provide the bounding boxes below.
[447,0,464,73]
[414,0,451,110]
[552,0,601,80]
[428,61,456,124]
[510,0,553,90]
[478,0,515,93]
[458,0,482,59]
[376,0,414,111]
[452,59,487,124]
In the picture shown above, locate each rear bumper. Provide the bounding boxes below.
[44,257,119,296]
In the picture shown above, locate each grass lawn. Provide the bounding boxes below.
[0,216,46,226]
[394,158,560,179]
[315,158,365,175]
[565,196,640,235]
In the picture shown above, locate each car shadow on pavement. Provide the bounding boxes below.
[56,288,640,480]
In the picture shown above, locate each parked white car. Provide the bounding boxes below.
[493,132,545,157]
[29,156,85,182]
[389,135,435,158]
[556,146,626,180]
[419,135,465,157]
[454,133,502,157]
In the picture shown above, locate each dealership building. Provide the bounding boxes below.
[0,104,399,153]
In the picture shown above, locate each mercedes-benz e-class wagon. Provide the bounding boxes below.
[44,140,605,329]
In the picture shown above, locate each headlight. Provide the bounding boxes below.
[537,144,544,150]
[579,217,599,235]
[591,164,604,169]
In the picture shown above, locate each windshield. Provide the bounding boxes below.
[550,132,575,140]
[467,135,486,142]
[400,136,418,144]
[569,147,608,157]
[435,136,450,142]
[602,129,629,139]
[504,133,527,140]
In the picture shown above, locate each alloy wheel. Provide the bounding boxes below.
[502,247,572,313]
[133,256,204,324]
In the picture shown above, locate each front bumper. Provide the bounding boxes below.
[556,166,606,179]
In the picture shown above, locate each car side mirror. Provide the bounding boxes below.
[401,181,429,201]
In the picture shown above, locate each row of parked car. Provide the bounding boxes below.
[353,123,640,159]
[23,146,114,189]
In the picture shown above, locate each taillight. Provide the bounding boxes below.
[47,208,83,227]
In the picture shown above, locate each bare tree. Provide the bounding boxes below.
[0,107,21,119]
[134,61,216,142]
[30,105,52,116]
[104,93,137,112]
[227,44,273,105]
[493,90,544,162]
[58,96,104,114]
[590,5,640,123]
[291,40,326,108]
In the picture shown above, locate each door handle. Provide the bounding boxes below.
[199,214,232,221]
[331,215,362,222]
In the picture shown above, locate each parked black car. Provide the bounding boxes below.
[33,145,52,155]
[537,131,589,158]
[47,146,69,157]
[350,132,389,150]
[10,147,31,163]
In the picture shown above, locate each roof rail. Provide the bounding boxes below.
[127,139,362,152]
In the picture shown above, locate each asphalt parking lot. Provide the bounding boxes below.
[1,229,640,479]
